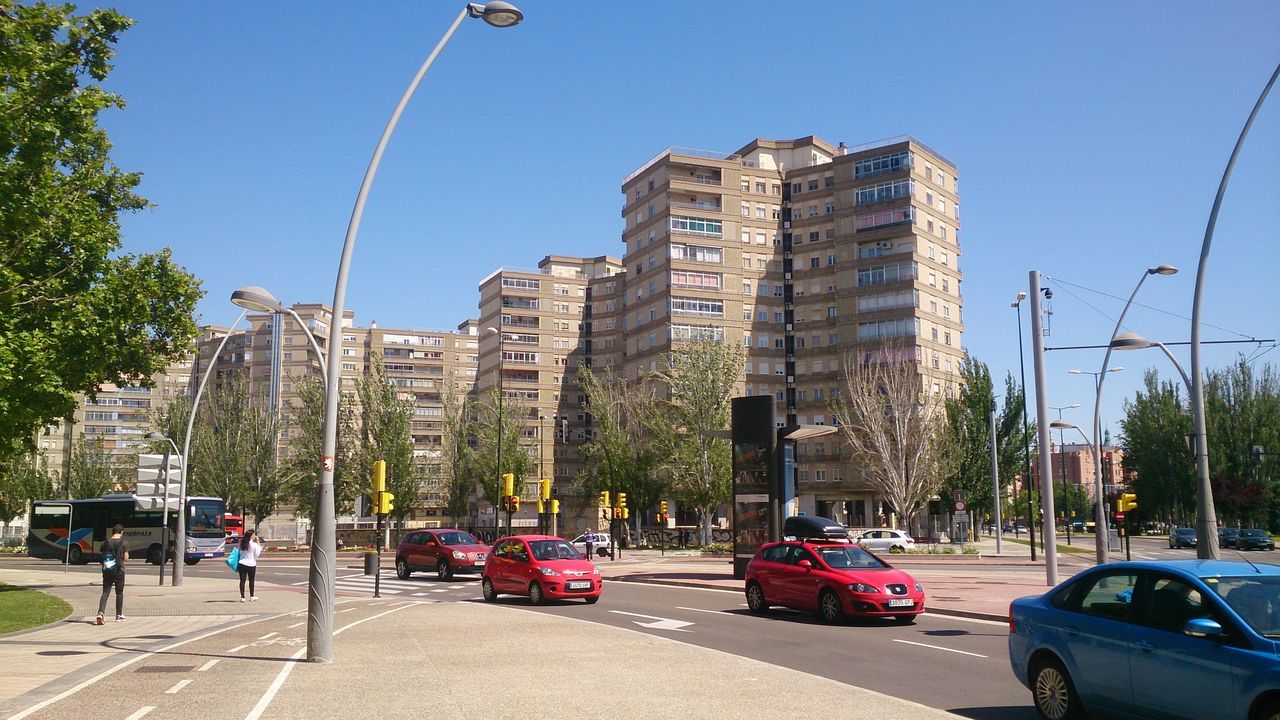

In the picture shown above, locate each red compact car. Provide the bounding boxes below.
[395,529,489,581]
[482,535,602,605]
[744,539,925,624]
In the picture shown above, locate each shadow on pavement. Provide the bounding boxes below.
[948,706,1036,720]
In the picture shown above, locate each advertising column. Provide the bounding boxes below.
[732,396,774,579]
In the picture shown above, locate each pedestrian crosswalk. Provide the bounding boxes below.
[291,573,478,598]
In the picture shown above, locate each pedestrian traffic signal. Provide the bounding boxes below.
[1118,493,1138,512]
[376,490,395,516]
[540,479,552,502]
[372,459,386,496]
[618,492,628,508]
[502,473,514,498]
[599,491,610,508]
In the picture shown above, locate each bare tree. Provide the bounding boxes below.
[832,346,953,531]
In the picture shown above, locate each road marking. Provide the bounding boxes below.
[257,632,277,640]
[412,592,430,596]
[430,589,448,593]
[892,639,987,658]
[340,607,357,613]
[197,659,220,672]
[369,601,386,606]
[676,606,735,616]
[228,644,247,653]
[287,621,304,629]
[608,610,694,632]
[165,679,193,694]
[124,708,154,720]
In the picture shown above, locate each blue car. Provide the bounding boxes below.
[1009,560,1280,720]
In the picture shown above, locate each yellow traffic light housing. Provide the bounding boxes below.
[509,495,520,512]
[599,491,610,508]
[1119,493,1138,512]
[550,499,560,514]
[622,507,629,520]
[618,492,628,508]
[660,500,668,516]
[372,459,386,496]
[502,473,514,498]
[377,490,395,516]
[540,479,552,501]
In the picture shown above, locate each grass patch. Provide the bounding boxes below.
[1000,537,1091,554]
[0,582,72,634]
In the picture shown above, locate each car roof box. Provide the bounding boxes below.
[783,515,847,541]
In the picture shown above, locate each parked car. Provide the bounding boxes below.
[482,535,601,605]
[1236,528,1277,551]
[1218,527,1241,548]
[744,538,924,624]
[853,528,916,554]
[569,532,611,558]
[1008,560,1280,720]
[1169,526,1198,548]
[395,529,489,581]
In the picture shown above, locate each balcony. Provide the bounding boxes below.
[670,200,723,213]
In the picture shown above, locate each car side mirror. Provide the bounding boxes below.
[1184,617,1225,639]
[797,559,814,571]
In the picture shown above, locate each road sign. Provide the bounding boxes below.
[954,500,966,512]
[34,506,70,515]
[954,511,970,521]
[1114,511,1126,523]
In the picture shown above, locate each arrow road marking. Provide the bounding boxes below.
[608,610,693,632]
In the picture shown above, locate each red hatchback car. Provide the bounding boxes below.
[396,529,490,581]
[482,535,602,605]
[744,539,925,624]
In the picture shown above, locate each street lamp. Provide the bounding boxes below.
[1050,403,1081,545]
[1068,365,1123,564]
[144,431,181,586]
[307,2,523,664]
[1109,332,1193,391]
[486,326,505,538]
[1011,291,1036,560]
[232,286,329,380]
[539,413,548,534]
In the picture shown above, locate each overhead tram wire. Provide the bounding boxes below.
[1046,275,1262,342]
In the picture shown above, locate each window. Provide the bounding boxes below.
[810,257,820,269]
[827,306,837,319]
[755,181,766,193]
[670,297,724,318]
[1075,571,1139,621]
[756,231,766,245]
[741,203,750,216]
[854,150,911,178]
[756,205,766,219]
[670,216,722,237]
[792,182,802,194]
[670,269,722,289]
[669,243,722,264]
[808,179,819,191]
[824,176,833,188]
[827,254,836,266]
[855,178,913,206]
[809,231,820,242]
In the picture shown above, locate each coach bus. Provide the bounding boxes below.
[27,494,227,565]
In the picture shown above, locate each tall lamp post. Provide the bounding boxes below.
[1011,292,1036,560]
[486,326,506,538]
[144,431,181,585]
[1068,366,1123,563]
[539,414,548,534]
[307,1,523,664]
[1050,403,1081,544]
[232,286,329,379]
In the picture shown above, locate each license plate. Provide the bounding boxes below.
[887,598,915,607]
[566,581,592,590]
[204,553,213,557]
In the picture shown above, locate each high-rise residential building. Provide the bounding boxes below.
[604,134,965,529]
[474,255,623,528]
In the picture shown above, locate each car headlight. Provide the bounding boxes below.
[452,550,467,560]
[914,583,923,593]
[846,583,879,593]
[592,565,601,575]
[537,567,560,576]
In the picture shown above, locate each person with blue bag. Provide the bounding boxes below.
[96,524,128,625]
[235,529,263,602]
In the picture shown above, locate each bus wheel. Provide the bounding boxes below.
[147,544,163,565]
[68,546,83,565]
[184,558,200,566]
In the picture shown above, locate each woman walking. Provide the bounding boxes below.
[237,529,263,602]
[96,524,128,625]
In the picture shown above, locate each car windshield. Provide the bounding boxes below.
[816,545,888,569]
[1241,529,1268,538]
[1210,576,1280,637]
[530,540,583,560]
[1175,528,1195,536]
[438,531,478,546]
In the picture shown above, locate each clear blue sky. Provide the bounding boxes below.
[99,0,1279,442]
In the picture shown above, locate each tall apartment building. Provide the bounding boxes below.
[475,255,624,528]
[605,134,965,529]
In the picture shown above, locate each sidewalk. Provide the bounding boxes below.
[0,563,961,720]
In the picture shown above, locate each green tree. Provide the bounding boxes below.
[577,364,661,543]
[283,376,359,522]
[1203,358,1280,529]
[66,436,127,498]
[184,374,282,524]
[0,454,54,536]
[646,338,744,544]
[354,354,419,534]
[0,3,203,465]
[470,387,534,519]
[439,378,477,525]
[1120,370,1194,526]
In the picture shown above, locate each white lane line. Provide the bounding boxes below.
[892,639,988,658]
[165,679,193,694]
[676,606,736,616]
[244,647,306,720]
[257,632,277,640]
[197,659,220,672]
[339,607,358,613]
[228,644,248,653]
[412,592,430,596]
[124,708,155,720]
[369,601,386,606]
[287,621,304,629]
[429,589,448,593]
[448,585,466,589]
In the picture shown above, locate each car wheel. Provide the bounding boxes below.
[889,544,906,554]
[436,559,453,581]
[891,614,916,625]
[1031,657,1084,720]
[584,596,599,604]
[746,582,770,614]
[818,589,844,624]
[597,547,609,558]
[481,577,497,602]
[396,558,410,580]
[68,545,83,565]
[1256,697,1280,720]
[147,544,163,565]
[529,581,544,606]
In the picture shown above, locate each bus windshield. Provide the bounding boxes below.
[188,499,225,537]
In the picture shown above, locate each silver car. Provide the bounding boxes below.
[570,532,611,558]
[854,529,916,554]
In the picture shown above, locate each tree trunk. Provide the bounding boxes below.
[699,509,714,545]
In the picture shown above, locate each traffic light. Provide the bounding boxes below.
[622,507,629,520]
[536,499,545,514]
[540,479,552,502]
[502,473,514,498]
[550,499,560,514]
[377,489,395,515]
[372,459,386,497]
[1118,493,1138,512]
[599,491,610,508]
[617,492,628,509]
[509,495,520,512]
[660,500,668,517]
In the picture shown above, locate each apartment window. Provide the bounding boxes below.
[774,284,784,297]
[942,278,950,292]
[933,355,940,369]
[929,300,938,314]
[809,231,820,242]
[806,179,817,191]
[741,229,750,244]
[943,305,951,318]
[743,281,752,295]
[792,182,802,193]
[931,327,939,341]
[854,150,911,178]
[827,254,836,266]
[928,272,937,287]
[824,176,833,188]
[741,179,750,191]
[756,231,766,245]
[775,338,784,349]
[283,352,293,360]
[648,179,655,191]
[773,312,783,323]
[342,362,357,371]
[928,244,936,259]
[755,181,766,193]
[810,257,820,269]
[771,183,780,195]
[741,203,750,216]
[808,205,818,217]
[827,306,837,319]
[825,202,834,214]
[796,337,805,349]
[926,191,933,205]
[757,310,768,322]
[828,333,838,345]
[825,228,834,239]
[670,216,722,237]
[756,205,766,219]
[757,335,768,347]
[945,332,952,345]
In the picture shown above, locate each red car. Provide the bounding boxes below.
[482,535,602,605]
[744,539,924,624]
[395,529,489,581]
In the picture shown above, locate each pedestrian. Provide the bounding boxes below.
[237,529,263,602]
[96,523,128,625]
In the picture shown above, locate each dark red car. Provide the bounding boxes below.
[482,535,602,605]
[395,529,489,581]
[744,539,925,624]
